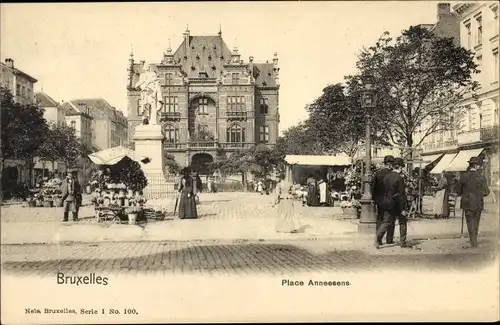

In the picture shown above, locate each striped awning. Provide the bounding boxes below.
[444,148,484,172]
[430,153,458,174]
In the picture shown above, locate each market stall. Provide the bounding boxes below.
[88,146,164,225]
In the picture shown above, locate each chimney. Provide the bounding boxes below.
[4,58,14,68]
[183,27,190,51]
[437,3,451,21]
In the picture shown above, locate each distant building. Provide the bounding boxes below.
[33,92,69,175]
[417,3,460,46]
[62,101,94,152]
[0,58,37,105]
[70,98,128,150]
[126,28,280,173]
[415,2,499,185]
[0,58,38,188]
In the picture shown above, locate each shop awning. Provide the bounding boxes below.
[417,153,445,168]
[430,153,458,174]
[285,155,352,166]
[88,146,150,166]
[444,148,484,172]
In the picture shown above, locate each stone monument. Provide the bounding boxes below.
[133,69,165,190]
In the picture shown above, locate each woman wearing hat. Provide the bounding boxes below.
[177,167,199,219]
[456,156,490,248]
[432,171,452,219]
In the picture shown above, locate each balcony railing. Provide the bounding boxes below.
[458,129,481,145]
[480,125,500,142]
[164,142,186,150]
[188,141,217,149]
[422,139,458,151]
[219,142,253,149]
[226,111,247,120]
[160,112,181,122]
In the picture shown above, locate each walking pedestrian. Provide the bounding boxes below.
[375,158,411,249]
[178,167,199,219]
[456,156,490,248]
[371,155,394,245]
[60,169,82,222]
[273,177,301,233]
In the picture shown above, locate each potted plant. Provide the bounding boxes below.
[126,206,139,225]
[340,200,357,217]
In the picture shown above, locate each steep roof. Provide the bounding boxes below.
[35,92,58,107]
[253,63,277,88]
[173,35,233,78]
[70,98,126,125]
[61,102,80,116]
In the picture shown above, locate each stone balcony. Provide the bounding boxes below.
[164,141,254,151]
[159,112,181,122]
[422,139,458,152]
[457,129,481,145]
[480,125,500,143]
[226,111,247,121]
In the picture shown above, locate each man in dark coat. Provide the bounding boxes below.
[375,157,411,249]
[60,169,82,222]
[456,156,490,248]
[372,155,395,245]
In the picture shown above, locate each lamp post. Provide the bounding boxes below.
[358,75,377,233]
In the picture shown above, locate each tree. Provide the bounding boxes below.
[277,122,323,155]
[164,152,181,175]
[351,26,479,157]
[1,87,49,185]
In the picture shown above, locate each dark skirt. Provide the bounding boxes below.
[178,191,198,219]
[307,185,320,206]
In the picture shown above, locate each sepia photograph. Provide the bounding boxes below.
[1,1,499,323]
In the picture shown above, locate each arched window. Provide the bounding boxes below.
[227,123,246,143]
[164,124,179,143]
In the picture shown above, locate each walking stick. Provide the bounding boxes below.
[460,209,465,235]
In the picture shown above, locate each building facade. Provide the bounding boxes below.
[70,98,128,150]
[0,58,37,105]
[62,102,94,152]
[415,2,499,185]
[126,29,280,172]
[33,92,69,174]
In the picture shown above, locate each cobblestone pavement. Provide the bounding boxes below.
[2,236,498,276]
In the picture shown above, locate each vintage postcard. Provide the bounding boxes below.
[1,1,499,323]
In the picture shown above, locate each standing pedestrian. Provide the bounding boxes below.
[456,156,490,248]
[371,155,394,245]
[178,167,198,219]
[433,171,451,218]
[375,158,411,249]
[60,169,82,222]
[273,177,301,233]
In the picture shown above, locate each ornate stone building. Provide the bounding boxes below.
[126,28,280,173]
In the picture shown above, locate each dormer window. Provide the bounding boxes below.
[191,66,196,71]
[213,45,217,49]
[208,55,212,60]
[199,72,208,78]
[267,72,272,76]
[196,54,200,60]
[262,81,267,86]
[191,46,195,49]
[220,55,224,60]
[184,55,187,60]
[211,65,216,71]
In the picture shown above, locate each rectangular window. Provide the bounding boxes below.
[465,22,471,49]
[71,121,76,130]
[136,98,142,116]
[494,50,499,82]
[16,83,20,96]
[231,73,239,85]
[259,125,269,143]
[164,73,173,85]
[198,97,208,114]
[163,96,178,113]
[476,16,482,46]
[259,98,269,114]
[494,100,499,126]
[165,127,179,143]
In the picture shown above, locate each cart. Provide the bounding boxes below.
[95,205,125,223]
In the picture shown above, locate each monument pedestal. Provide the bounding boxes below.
[133,124,170,199]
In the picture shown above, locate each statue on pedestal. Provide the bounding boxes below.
[136,70,163,125]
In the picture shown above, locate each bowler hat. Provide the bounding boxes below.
[393,157,405,167]
[383,155,395,164]
[468,156,483,165]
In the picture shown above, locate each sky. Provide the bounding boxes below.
[1,1,443,132]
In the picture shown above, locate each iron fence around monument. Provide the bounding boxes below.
[142,173,178,200]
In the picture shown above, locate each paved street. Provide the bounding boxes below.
[2,237,498,276]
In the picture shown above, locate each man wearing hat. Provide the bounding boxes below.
[375,157,411,249]
[456,156,490,248]
[371,155,395,245]
[60,169,82,222]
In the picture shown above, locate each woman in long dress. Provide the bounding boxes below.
[178,168,199,219]
[433,172,450,218]
[306,177,319,207]
[274,179,301,233]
